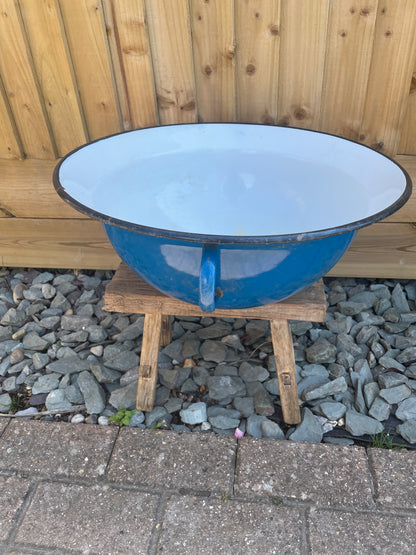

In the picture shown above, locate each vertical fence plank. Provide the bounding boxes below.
[0,80,22,159]
[398,68,416,155]
[189,0,234,122]
[277,0,329,129]
[235,0,280,124]
[319,0,378,140]
[0,0,55,158]
[59,0,121,140]
[359,1,416,156]
[19,0,87,156]
[102,0,157,130]
[144,0,196,124]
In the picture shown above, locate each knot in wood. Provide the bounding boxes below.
[269,24,279,36]
[294,107,307,120]
[246,63,256,75]
[204,65,213,76]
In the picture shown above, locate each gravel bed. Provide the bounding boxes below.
[1,267,416,447]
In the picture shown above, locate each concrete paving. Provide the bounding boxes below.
[0,419,415,554]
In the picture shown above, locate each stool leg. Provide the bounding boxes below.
[160,315,172,347]
[137,312,163,412]
[270,319,301,425]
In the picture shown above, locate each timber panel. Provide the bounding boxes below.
[0,1,416,275]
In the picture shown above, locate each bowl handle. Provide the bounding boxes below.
[199,244,219,312]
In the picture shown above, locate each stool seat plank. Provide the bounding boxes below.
[105,263,326,322]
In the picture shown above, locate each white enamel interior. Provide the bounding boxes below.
[58,124,407,237]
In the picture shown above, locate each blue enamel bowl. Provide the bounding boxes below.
[54,124,411,312]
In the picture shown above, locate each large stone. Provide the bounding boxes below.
[238,361,269,382]
[244,320,269,345]
[1,308,26,326]
[104,351,139,371]
[391,283,410,313]
[395,396,416,421]
[396,419,416,443]
[305,337,337,364]
[253,386,274,416]
[246,414,269,438]
[109,380,138,410]
[336,333,363,359]
[200,340,227,363]
[207,375,246,401]
[31,374,60,394]
[233,397,255,417]
[261,419,285,439]
[288,408,323,443]
[0,393,11,412]
[77,371,106,414]
[364,382,380,409]
[379,384,411,405]
[368,397,391,421]
[114,318,144,341]
[159,368,190,390]
[345,410,383,436]
[22,332,49,352]
[302,376,347,401]
[397,347,416,364]
[319,401,346,421]
[378,372,408,389]
[45,389,73,410]
[196,321,232,339]
[90,362,121,384]
[46,357,90,375]
[337,301,367,316]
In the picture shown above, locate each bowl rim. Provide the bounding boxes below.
[53,122,412,245]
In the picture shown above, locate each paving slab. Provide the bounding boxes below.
[107,428,236,493]
[368,448,416,509]
[0,420,118,478]
[0,475,31,541]
[235,438,374,507]
[157,495,303,554]
[15,481,159,554]
[308,508,416,554]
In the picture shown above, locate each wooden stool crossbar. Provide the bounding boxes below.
[105,263,327,425]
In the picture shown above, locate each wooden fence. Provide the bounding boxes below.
[1,0,416,276]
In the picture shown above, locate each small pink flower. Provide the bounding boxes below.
[234,427,244,439]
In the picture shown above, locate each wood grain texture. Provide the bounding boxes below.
[19,0,87,156]
[59,0,121,141]
[398,68,416,155]
[235,0,281,124]
[0,159,86,218]
[144,0,196,124]
[0,80,22,159]
[0,218,120,269]
[277,0,329,129]
[103,0,157,130]
[319,0,378,140]
[359,1,416,156]
[328,223,416,278]
[136,312,162,411]
[104,263,327,321]
[190,0,235,122]
[270,319,301,425]
[0,0,55,158]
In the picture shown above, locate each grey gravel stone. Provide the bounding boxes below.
[145,406,171,428]
[196,321,232,339]
[109,380,138,410]
[337,301,367,316]
[192,366,210,386]
[45,389,73,410]
[378,372,408,389]
[253,386,274,416]
[396,419,416,443]
[368,397,391,421]
[397,347,416,364]
[261,419,285,439]
[391,283,410,313]
[233,397,255,417]
[363,382,380,409]
[305,337,337,364]
[64,384,84,405]
[47,357,90,375]
[345,410,383,436]
[32,352,50,370]
[238,361,269,382]
[104,350,139,371]
[77,371,106,414]
[379,384,411,405]
[0,393,11,412]
[32,373,60,394]
[90,362,121,384]
[303,376,348,401]
[395,396,416,421]
[319,401,346,421]
[288,408,323,443]
[246,414,269,438]
[200,340,227,363]
[207,375,246,401]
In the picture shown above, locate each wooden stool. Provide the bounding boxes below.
[104,263,327,425]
